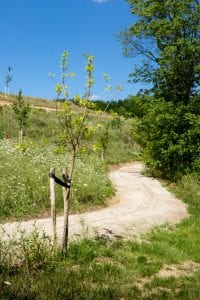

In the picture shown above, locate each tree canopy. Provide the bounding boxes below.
[120,0,200,104]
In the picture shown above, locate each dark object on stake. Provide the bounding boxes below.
[49,171,71,189]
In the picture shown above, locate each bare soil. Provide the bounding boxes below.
[0,100,57,111]
[157,261,200,278]
[0,100,10,106]
[136,260,200,295]
[1,162,189,241]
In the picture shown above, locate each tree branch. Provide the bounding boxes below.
[119,31,158,62]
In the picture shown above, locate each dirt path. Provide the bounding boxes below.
[1,162,188,241]
[0,100,58,111]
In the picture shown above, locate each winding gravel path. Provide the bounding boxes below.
[1,162,188,241]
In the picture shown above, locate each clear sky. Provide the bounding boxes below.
[0,0,144,101]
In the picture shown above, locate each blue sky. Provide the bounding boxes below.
[0,0,145,101]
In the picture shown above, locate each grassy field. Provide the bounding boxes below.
[0,140,116,220]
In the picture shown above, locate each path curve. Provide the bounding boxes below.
[1,162,189,241]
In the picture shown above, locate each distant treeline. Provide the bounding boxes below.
[73,94,151,118]
[76,93,200,180]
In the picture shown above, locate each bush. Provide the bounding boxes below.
[139,98,200,179]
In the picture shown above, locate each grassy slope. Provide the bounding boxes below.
[0,96,141,221]
[0,92,105,113]
[0,92,81,110]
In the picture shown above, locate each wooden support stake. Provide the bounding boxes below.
[50,167,56,247]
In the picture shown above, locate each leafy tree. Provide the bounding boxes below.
[120,0,200,178]
[12,90,31,141]
[102,73,123,112]
[4,66,13,94]
[120,0,200,103]
[91,94,152,118]
[138,99,200,178]
[93,122,110,161]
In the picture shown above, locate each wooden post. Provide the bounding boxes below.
[62,169,70,255]
[50,167,56,247]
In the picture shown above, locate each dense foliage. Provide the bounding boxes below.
[139,97,200,178]
[120,0,200,178]
[89,93,150,118]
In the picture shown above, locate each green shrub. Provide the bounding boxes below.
[139,99,200,179]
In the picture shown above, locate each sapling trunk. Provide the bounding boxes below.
[101,149,105,161]
[19,128,23,142]
[62,172,70,255]
[62,152,76,255]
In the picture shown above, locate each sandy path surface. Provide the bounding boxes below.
[1,162,188,241]
[0,100,57,111]
[0,100,10,106]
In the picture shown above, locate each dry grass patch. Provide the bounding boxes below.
[157,261,200,279]
[135,261,200,293]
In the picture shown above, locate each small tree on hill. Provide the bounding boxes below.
[12,90,31,141]
[4,66,13,94]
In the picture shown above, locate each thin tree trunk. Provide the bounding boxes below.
[19,128,23,142]
[62,152,76,255]
[50,167,56,248]
[104,100,111,112]
[62,169,70,255]
[101,150,104,161]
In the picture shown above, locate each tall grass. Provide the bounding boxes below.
[0,140,116,220]
[1,106,60,140]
